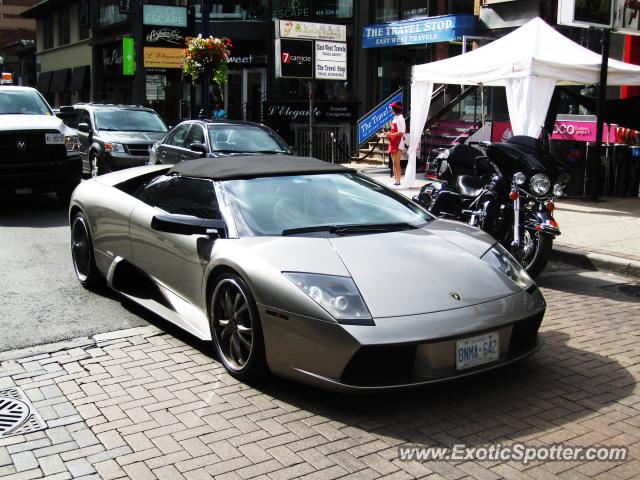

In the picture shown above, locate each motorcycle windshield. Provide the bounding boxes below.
[488,137,554,176]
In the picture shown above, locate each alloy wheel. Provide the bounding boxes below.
[90,154,99,178]
[212,279,254,371]
[71,217,92,282]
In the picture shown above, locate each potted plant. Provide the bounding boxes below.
[181,35,232,95]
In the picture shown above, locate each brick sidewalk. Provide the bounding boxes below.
[1,269,639,480]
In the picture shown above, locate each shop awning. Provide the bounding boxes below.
[36,71,52,93]
[50,68,70,93]
[70,66,89,91]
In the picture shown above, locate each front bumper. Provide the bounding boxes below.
[260,287,546,392]
[107,153,149,170]
[0,154,82,192]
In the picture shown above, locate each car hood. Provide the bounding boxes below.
[328,226,521,318]
[0,114,64,132]
[98,131,167,143]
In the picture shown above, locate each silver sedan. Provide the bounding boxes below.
[69,156,545,392]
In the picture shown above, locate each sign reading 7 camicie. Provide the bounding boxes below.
[143,4,187,27]
[357,89,403,145]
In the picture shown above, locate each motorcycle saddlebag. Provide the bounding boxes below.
[429,190,462,218]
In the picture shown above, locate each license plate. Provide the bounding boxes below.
[456,332,499,370]
[15,187,32,195]
[45,133,65,144]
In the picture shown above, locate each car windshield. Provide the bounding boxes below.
[94,109,167,132]
[0,90,52,115]
[223,173,432,237]
[208,125,291,154]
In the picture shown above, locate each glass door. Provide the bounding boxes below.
[225,70,242,120]
[243,68,266,122]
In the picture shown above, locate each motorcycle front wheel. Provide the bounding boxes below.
[508,229,554,278]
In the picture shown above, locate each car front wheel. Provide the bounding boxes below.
[210,273,266,381]
[90,152,110,177]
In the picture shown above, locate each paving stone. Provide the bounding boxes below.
[11,451,38,472]
[65,458,95,477]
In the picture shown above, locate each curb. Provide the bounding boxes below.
[551,245,640,279]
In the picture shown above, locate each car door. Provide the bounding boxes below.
[129,175,222,308]
[157,123,190,164]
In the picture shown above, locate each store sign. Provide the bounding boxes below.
[146,75,166,101]
[491,121,617,143]
[276,19,347,41]
[144,26,185,47]
[362,14,476,48]
[264,101,356,121]
[357,89,403,145]
[275,39,314,79]
[144,47,183,69]
[103,47,122,69]
[315,41,347,80]
[122,37,135,76]
[143,4,187,27]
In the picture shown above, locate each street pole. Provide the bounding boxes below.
[308,79,314,158]
[133,0,145,105]
[591,28,611,201]
[200,0,211,118]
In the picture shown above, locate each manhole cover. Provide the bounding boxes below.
[602,283,640,300]
[0,387,47,438]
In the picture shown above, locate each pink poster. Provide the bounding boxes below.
[491,121,617,143]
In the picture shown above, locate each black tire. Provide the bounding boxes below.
[90,152,110,177]
[70,212,102,289]
[510,231,553,278]
[209,272,267,381]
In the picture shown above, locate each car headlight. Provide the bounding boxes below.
[65,135,80,152]
[529,173,550,195]
[481,243,534,290]
[104,142,125,153]
[283,272,373,325]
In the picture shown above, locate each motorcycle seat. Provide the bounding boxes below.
[456,175,486,198]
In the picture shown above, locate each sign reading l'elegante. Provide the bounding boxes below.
[144,47,183,69]
[362,14,476,48]
[357,88,403,145]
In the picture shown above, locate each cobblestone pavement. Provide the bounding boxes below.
[0,265,639,480]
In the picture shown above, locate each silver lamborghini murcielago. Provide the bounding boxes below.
[69,155,546,392]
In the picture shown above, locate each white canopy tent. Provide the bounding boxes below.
[403,17,640,188]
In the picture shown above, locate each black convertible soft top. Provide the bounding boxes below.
[167,155,352,180]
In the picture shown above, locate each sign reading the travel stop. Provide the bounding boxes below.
[315,41,347,80]
[357,88,403,145]
[275,20,348,81]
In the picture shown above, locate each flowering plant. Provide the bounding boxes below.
[181,35,232,93]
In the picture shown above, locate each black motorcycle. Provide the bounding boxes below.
[414,136,569,277]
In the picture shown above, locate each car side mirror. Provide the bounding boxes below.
[151,214,224,237]
[77,122,91,134]
[189,143,208,157]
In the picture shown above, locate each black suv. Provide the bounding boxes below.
[0,86,82,203]
[65,103,168,177]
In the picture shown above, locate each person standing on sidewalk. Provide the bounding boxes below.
[386,102,406,186]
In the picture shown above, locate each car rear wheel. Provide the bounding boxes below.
[71,212,102,289]
[210,273,266,381]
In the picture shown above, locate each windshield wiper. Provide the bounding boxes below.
[253,150,289,154]
[282,222,420,236]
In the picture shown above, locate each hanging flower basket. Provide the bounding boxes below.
[181,35,232,94]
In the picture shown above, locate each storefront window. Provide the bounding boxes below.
[400,0,433,19]
[195,1,268,21]
[448,0,474,15]
[97,0,128,27]
[273,0,352,21]
[373,0,399,22]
